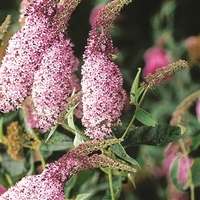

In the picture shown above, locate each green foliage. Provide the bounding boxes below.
[123,124,182,147]
[40,131,73,157]
[191,158,200,187]
[75,193,92,200]
[135,107,158,127]
[110,143,139,168]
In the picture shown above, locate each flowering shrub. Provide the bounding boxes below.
[0,0,200,200]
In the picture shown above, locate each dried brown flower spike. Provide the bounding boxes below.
[141,60,189,89]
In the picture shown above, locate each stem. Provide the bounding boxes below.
[108,168,115,200]
[121,87,148,139]
[179,139,195,200]
[60,123,90,141]
[34,149,46,170]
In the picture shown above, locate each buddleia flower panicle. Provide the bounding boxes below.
[141,59,189,89]
[0,0,82,132]
[6,122,24,161]
[18,0,34,25]
[1,139,134,200]
[170,90,200,126]
[0,0,59,112]
[81,0,132,140]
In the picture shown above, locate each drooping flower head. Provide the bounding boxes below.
[32,37,79,132]
[0,0,82,132]
[81,0,132,140]
[0,0,59,112]
[1,139,136,199]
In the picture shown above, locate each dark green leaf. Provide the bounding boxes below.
[123,124,182,147]
[110,143,139,168]
[65,175,77,198]
[0,170,10,188]
[190,135,200,152]
[40,131,73,152]
[135,107,158,127]
[191,158,200,187]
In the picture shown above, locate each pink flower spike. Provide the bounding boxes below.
[32,37,79,132]
[178,156,194,186]
[0,0,58,112]
[81,0,132,140]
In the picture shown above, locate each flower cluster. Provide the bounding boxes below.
[6,121,40,160]
[1,139,135,199]
[32,37,79,132]
[6,122,24,161]
[0,0,81,132]
[81,0,132,140]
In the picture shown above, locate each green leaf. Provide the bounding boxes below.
[123,124,182,147]
[190,134,200,152]
[135,107,158,127]
[75,193,92,200]
[130,87,144,106]
[169,156,184,191]
[65,175,77,198]
[191,158,200,187]
[110,143,139,168]
[130,68,141,95]
[0,170,10,188]
[40,131,73,152]
[45,125,57,143]
[1,153,26,178]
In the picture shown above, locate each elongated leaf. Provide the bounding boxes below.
[45,125,57,143]
[191,158,200,187]
[130,87,144,106]
[130,68,141,95]
[123,124,182,147]
[110,143,139,168]
[135,107,158,127]
[75,193,92,200]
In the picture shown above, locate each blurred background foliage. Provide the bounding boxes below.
[0,0,200,199]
